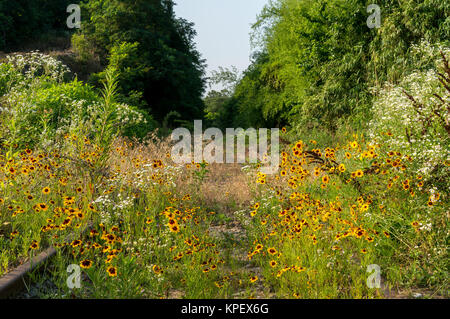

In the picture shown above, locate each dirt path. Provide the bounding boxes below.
[200,163,273,298]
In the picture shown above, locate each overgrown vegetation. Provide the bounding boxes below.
[0,0,448,299]
[0,0,75,51]
[76,0,206,125]
[213,0,449,131]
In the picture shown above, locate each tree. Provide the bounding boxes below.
[203,66,241,128]
[233,0,450,130]
[0,0,76,51]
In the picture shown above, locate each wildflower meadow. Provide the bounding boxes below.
[0,0,448,301]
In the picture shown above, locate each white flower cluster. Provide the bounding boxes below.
[368,42,450,185]
[133,164,180,188]
[91,160,181,224]
[93,180,135,224]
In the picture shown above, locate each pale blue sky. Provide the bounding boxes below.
[173,0,269,86]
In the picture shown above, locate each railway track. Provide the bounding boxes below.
[0,247,57,298]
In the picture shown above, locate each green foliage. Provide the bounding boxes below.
[88,43,158,139]
[204,90,236,129]
[209,66,241,96]
[233,52,280,128]
[203,66,242,129]
[0,63,17,96]
[90,42,149,104]
[71,33,96,63]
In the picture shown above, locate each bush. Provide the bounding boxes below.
[0,52,148,149]
[71,33,96,63]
